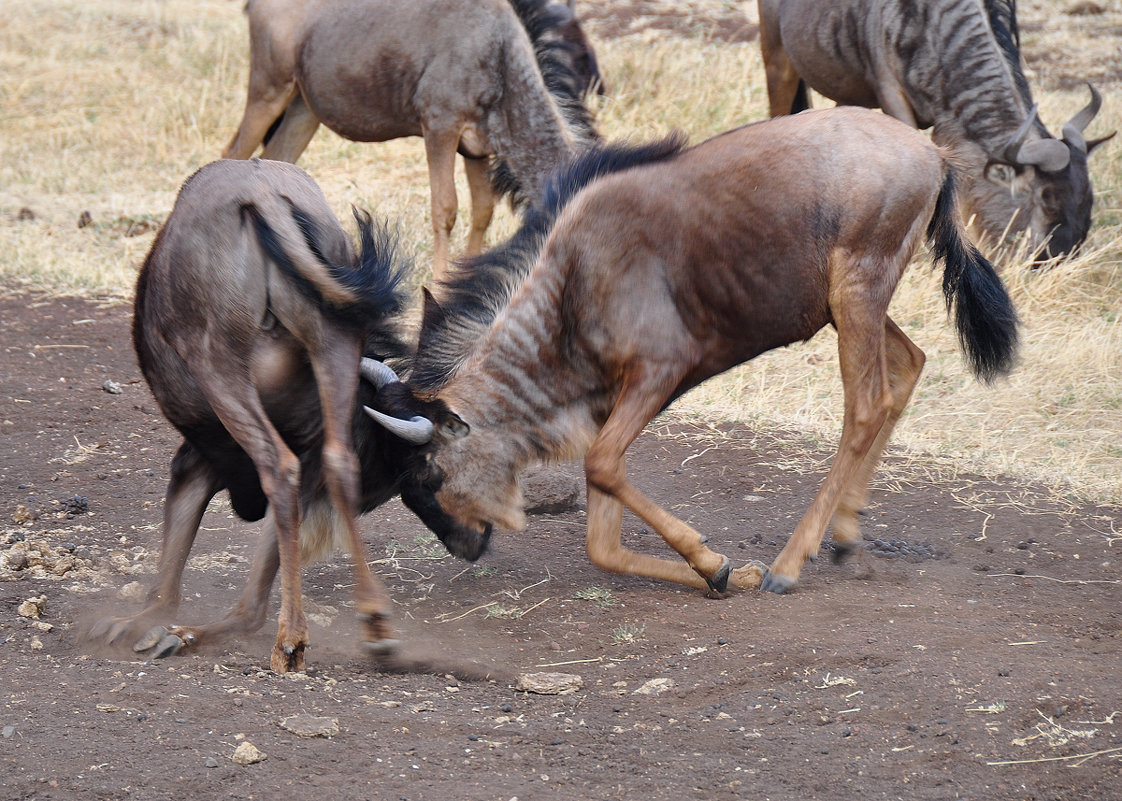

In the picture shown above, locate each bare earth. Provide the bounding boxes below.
[3,290,1121,801]
[4,1,1122,799]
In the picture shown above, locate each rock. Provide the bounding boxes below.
[205,757,219,768]
[117,581,147,602]
[77,210,93,228]
[231,741,266,765]
[515,672,583,695]
[632,678,675,696]
[278,714,340,738]
[101,380,123,395]
[11,506,36,525]
[2,726,15,739]
[520,465,582,514]
[17,596,47,619]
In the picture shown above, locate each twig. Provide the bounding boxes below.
[988,573,1122,586]
[535,656,603,668]
[519,597,550,617]
[436,601,498,623]
[986,746,1122,767]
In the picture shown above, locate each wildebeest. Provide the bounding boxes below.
[88,159,489,672]
[367,108,1019,596]
[756,0,1112,259]
[222,0,600,280]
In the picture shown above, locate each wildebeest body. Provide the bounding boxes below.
[373,107,1018,597]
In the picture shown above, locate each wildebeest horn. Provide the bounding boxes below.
[1062,83,1102,154]
[363,407,435,444]
[1003,105,1070,173]
[360,357,400,388]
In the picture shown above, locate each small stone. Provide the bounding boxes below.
[2,726,15,739]
[205,757,219,768]
[117,581,147,602]
[18,596,47,619]
[632,678,675,696]
[231,741,266,765]
[278,714,340,738]
[101,380,123,395]
[77,210,93,228]
[11,506,36,525]
[515,672,582,695]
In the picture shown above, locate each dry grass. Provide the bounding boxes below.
[1,0,1119,504]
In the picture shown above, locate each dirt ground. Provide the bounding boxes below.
[4,1,1122,799]
[3,289,1121,801]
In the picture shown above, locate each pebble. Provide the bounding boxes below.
[18,596,47,619]
[515,672,582,695]
[231,741,266,765]
[278,714,339,738]
[2,726,15,739]
[205,757,219,769]
[632,678,675,696]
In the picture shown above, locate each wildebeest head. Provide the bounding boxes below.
[976,85,1113,261]
[360,360,511,562]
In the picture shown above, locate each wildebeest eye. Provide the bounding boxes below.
[418,453,443,491]
[985,163,1017,186]
[1040,186,1061,217]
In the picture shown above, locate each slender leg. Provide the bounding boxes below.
[762,299,896,593]
[222,82,301,160]
[260,95,321,163]
[584,365,762,593]
[88,443,220,646]
[423,127,461,281]
[308,332,396,650]
[830,317,926,554]
[758,8,803,117]
[462,156,495,257]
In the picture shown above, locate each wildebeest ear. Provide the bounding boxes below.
[1086,131,1117,155]
[420,287,446,331]
[440,412,470,439]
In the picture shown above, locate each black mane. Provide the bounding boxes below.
[410,135,689,391]
[983,0,1034,109]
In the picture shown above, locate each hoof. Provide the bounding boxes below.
[362,638,401,657]
[272,643,306,674]
[831,541,858,565]
[151,633,185,659]
[760,568,796,595]
[133,625,168,652]
[104,619,135,646]
[704,555,731,596]
[730,561,765,589]
[87,616,115,641]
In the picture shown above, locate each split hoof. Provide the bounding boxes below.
[272,642,306,674]
[730,561,765,589]
[831,541,858,565]
[151,633,185,659]
[760,568,796,595]
[362,638,401,657]
[133,625,169,652]
[703,555,732,597]
[132,625,187,659]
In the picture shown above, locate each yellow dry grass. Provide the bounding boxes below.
[1,0,1119,503]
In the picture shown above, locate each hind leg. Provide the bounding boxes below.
[260,94,321,162]
[222,81,301,159]
[830,317,925,559]
[309,331,396,651]
[423,127,461,281]
[462,155,495,258]
[762,301,896,593]
[88,442,220,649]
[758,2,805,117]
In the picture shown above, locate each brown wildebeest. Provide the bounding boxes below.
[222,0,599,280]
[756,0,1113,260]
[88,159,489,672]
[366,107,1019,596]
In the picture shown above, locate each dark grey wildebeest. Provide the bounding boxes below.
[89,159,488,672]
[222,0,600,280]
[757,0,1113,259]
[366,108,1019,598]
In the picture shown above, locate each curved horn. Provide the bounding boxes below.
[1062,83,1102,154]
[363,406,435,444]
[1003,105,1070,172]
[360,357,400,388]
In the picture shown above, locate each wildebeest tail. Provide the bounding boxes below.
[242,200,408,332]
[926,170,1019,383]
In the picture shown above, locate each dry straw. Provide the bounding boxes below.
[2,0,1120,504]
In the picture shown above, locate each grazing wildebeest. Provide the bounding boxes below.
[366,108,1019,596]
[88,159,489,672]
[222,0,600,280]
[757,0,1113,260]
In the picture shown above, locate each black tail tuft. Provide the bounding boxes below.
[927,171,1019,383]
[243,201,410,343]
